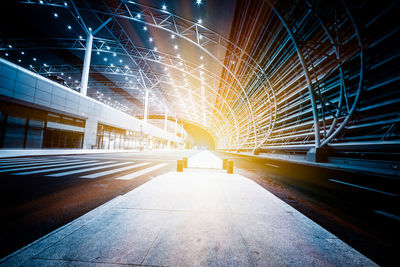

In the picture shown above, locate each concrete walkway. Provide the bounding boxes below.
[0,151,376,266]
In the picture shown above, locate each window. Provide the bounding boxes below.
[26,119,44,148]
[3,116,26,148]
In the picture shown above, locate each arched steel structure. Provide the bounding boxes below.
[3,0,398,153]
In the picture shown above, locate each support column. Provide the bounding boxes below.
[144,89,149,123]
[80,33,93,96]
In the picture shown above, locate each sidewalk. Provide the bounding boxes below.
[0,151,376,266]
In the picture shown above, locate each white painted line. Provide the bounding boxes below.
[81,162,150,179]
[0,157,68,162]
[23,160,115,176]
[12,160,99,175]
[0,160,82,173]
[0,158,56,162]
[0,159,46,164]
[47,162,132,177]
[329,179,398,197]
[116,163,168,180]
[0,160,52,166]
[0,159,78,170]
[265,163,279,168]
[374,210,400,222]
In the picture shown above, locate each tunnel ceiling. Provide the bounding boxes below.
[1,0,399,150]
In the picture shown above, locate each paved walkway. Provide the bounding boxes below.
[0,151,376,266]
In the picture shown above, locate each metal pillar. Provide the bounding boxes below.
[80,33,93,96]
[144,89,149,123]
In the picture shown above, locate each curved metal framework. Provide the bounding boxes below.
[2,0,398,151]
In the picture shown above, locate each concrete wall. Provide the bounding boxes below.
[0,58,181,149]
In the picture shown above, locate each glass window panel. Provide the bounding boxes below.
[3,116,26,148]
[103,131,110,149]
[26,119,44,148]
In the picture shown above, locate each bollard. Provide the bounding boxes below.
[182,157,188,168]
[177,160,183,172]
[223,158,228,169]
[227,160,233,174]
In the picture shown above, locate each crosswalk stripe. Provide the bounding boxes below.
[116,163,168,180]
[13,161,109,175]
[0,159,78,169]
[0,158,61,163]
[0,158,44,161]
[0,160,85,173]
[47,162,132,177]
[80,162,150,179]
[11,160,98,175]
